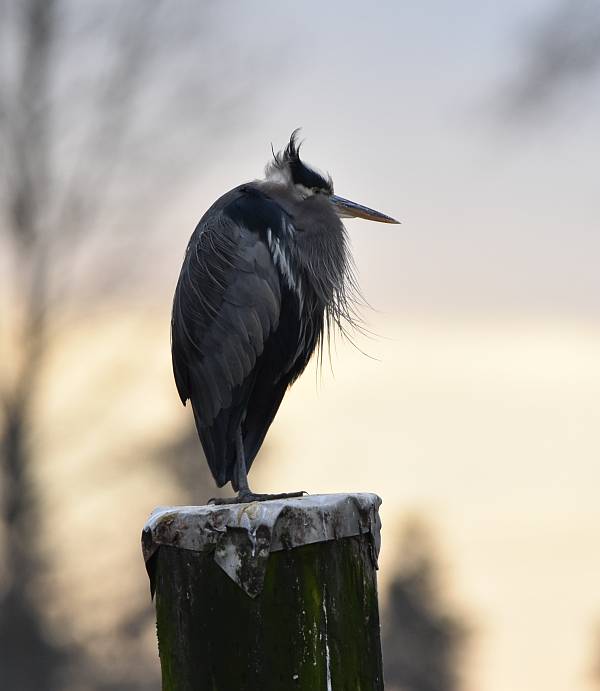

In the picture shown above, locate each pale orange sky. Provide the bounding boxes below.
[257,315,600,691]
[36,310,600,691]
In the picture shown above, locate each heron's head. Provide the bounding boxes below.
[264,129,399,225]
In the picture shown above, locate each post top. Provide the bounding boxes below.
[142,493,381,597]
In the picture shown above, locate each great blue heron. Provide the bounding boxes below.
[171,130,398,503]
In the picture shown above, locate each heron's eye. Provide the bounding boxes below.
[295,184,314,200]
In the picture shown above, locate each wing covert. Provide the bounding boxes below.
[171,212,282,428]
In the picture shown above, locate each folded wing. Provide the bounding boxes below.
[171,196,284,486]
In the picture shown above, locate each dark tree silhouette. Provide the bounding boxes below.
[382,519,468,691]
[591,625,600,690]
[0,1,276,688]
[0,4,65,687]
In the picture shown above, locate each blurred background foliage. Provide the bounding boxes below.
[1,0,600,689]
[382,519,468,691]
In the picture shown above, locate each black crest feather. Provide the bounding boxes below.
[271,129,333,194]
[283,127,303,161]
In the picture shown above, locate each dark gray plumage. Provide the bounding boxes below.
[171,131,398,503]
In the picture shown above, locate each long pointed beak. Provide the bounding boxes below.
[330,194,399,224]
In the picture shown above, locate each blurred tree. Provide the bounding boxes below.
[382,519,468,691]
[0,0,278,688]
[0,4,66,686]
[503,0,600,117]
[591,624,600,690]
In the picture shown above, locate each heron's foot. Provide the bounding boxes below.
[208,490,307,505]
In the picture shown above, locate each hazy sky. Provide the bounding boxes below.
[152,0,599,321]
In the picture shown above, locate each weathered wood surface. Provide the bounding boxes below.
[154,535,382,691]
[143,494,383,691]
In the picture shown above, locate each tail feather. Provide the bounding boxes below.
[191,404,233,487]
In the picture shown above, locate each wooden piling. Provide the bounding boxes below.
[142,493,383,691]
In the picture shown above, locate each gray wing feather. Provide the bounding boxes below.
[171,214,281,430]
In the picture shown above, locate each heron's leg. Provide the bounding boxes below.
[209,429,306,505]
[234,428,250,494]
